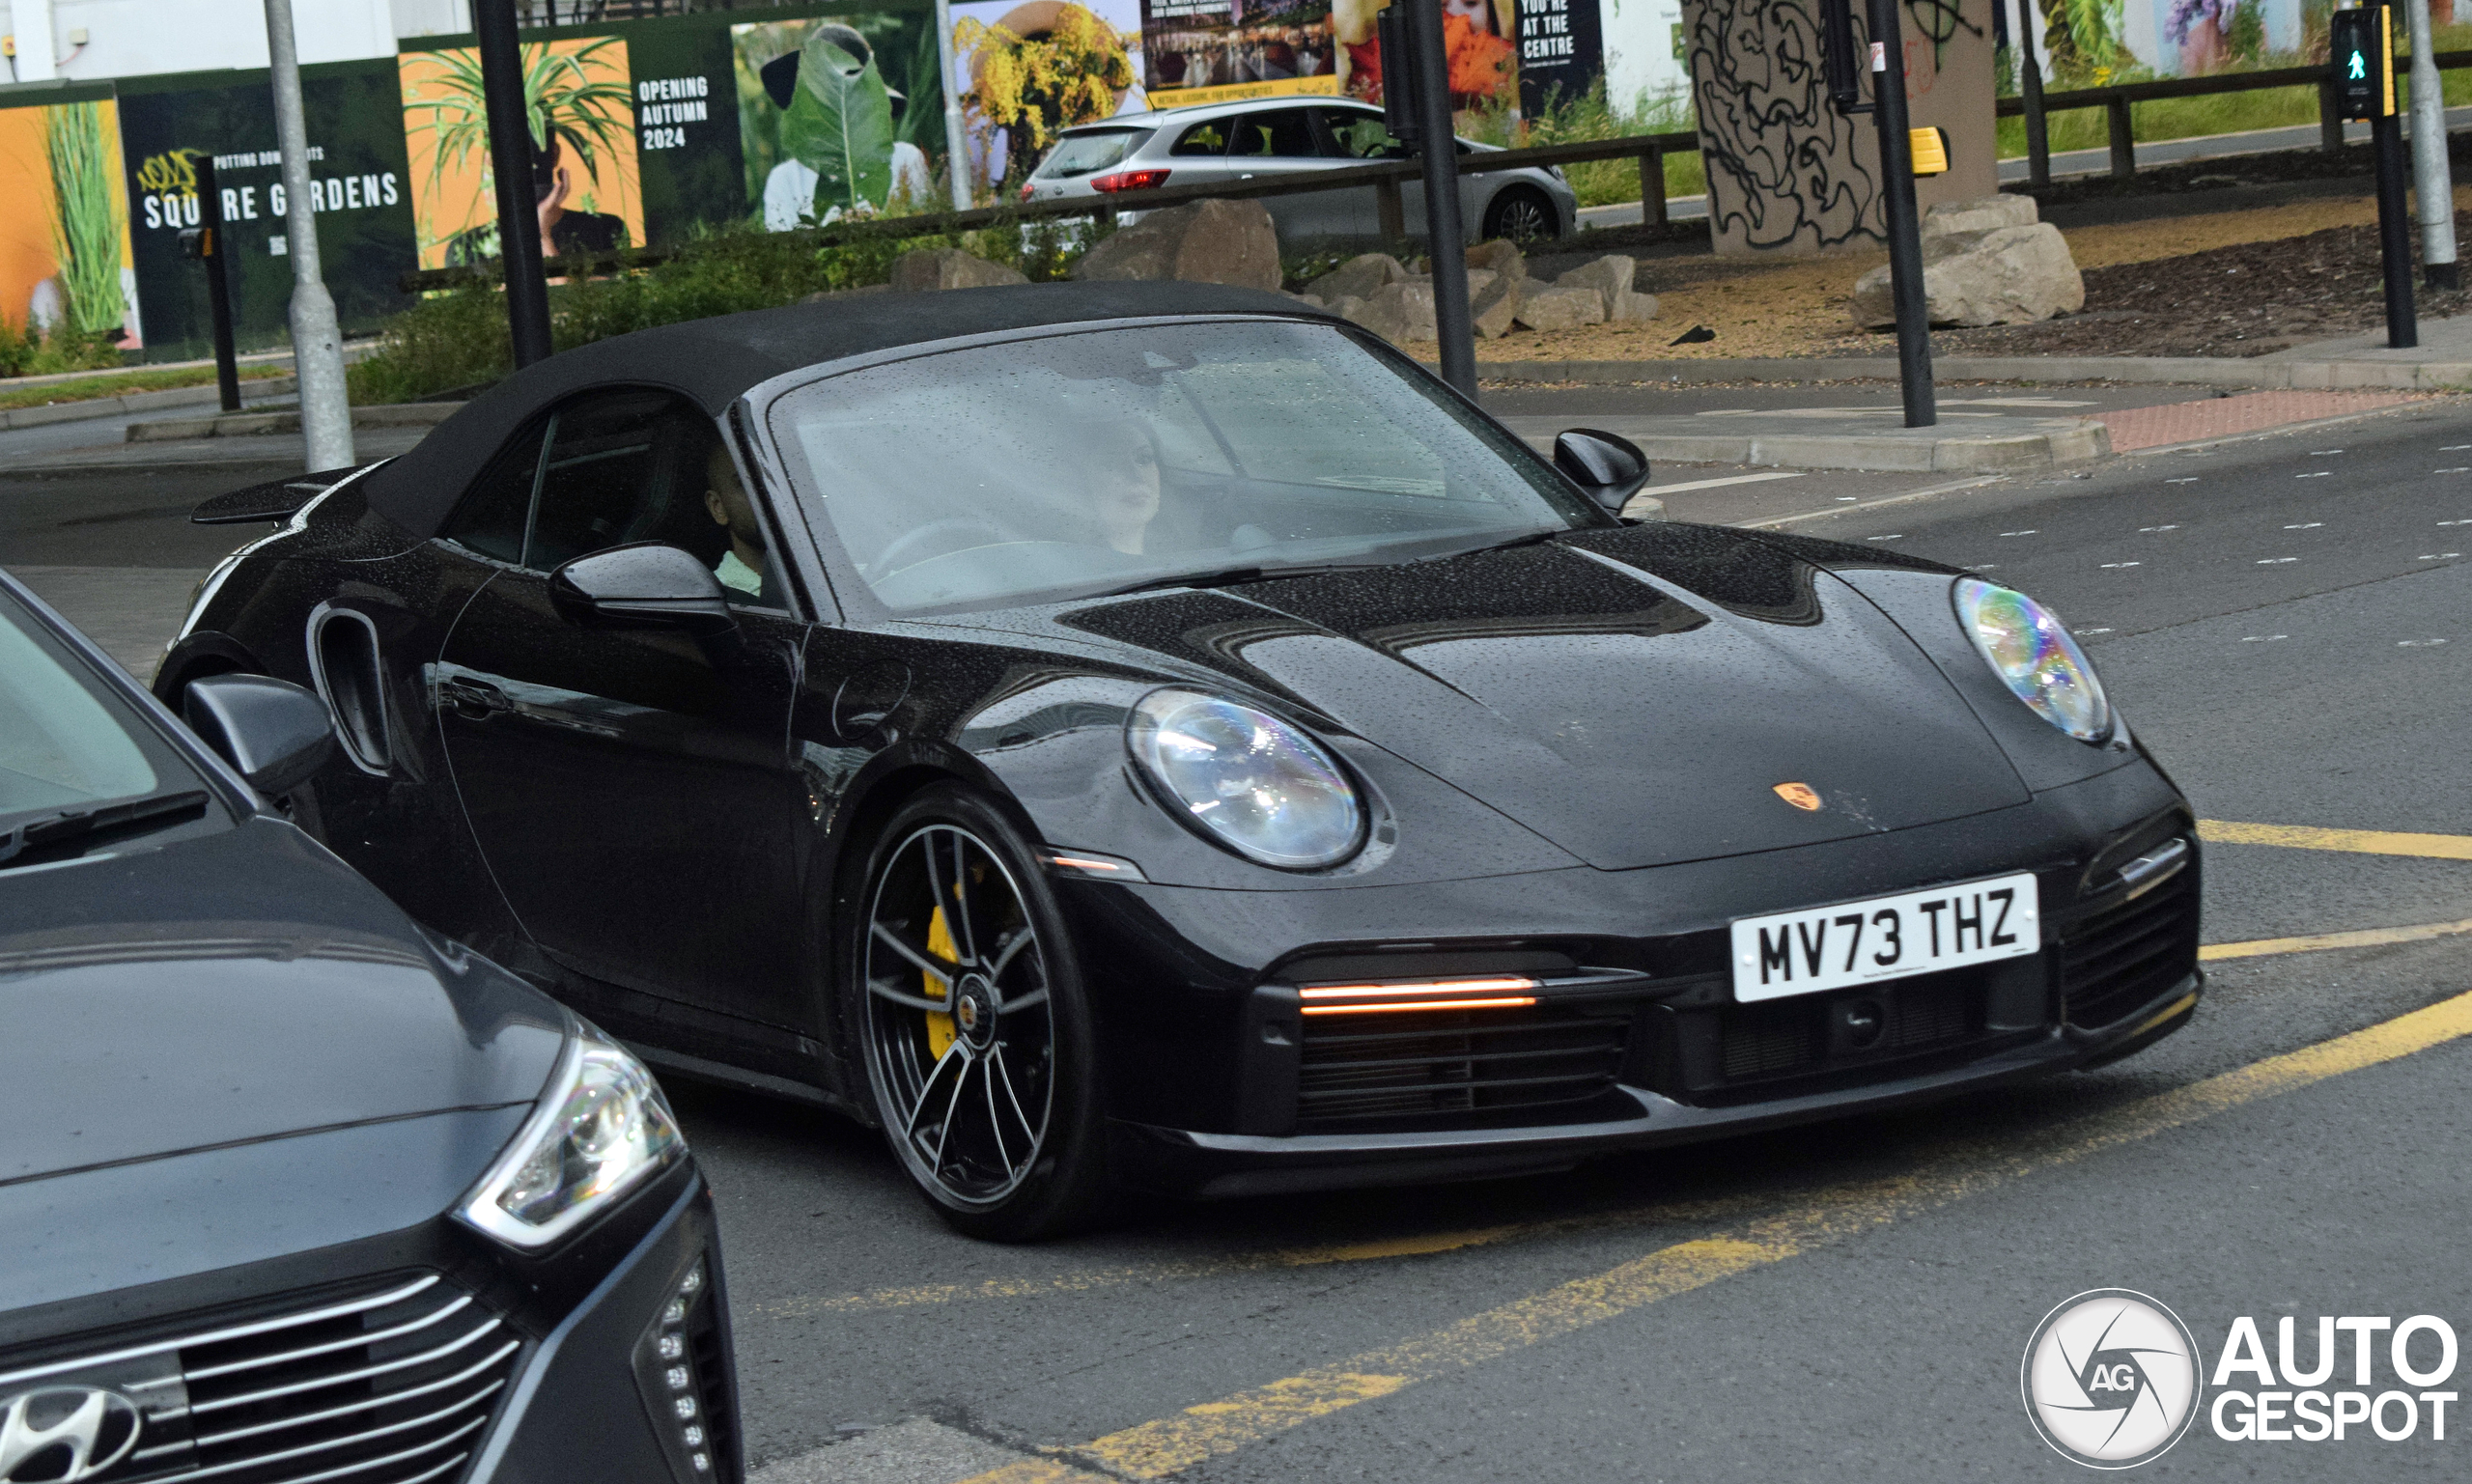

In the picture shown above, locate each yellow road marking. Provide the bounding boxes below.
[956,989,2472,1484]
[2199,819,2472,860]
[2204,916,2472,961]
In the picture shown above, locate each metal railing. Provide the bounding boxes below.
[398,128,1704,294]
[1998,48,2472,182]
[398,52,2466,294]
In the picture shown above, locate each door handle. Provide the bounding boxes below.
[435,674,510,720]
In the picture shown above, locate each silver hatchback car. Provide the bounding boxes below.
[1022,96,1577,247]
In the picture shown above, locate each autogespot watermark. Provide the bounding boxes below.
[2022,1289,2463,1468]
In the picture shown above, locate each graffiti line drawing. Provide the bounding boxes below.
[1686,0,1881,254]
[1903,0,1981,70]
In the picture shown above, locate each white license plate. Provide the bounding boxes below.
[1730,872,2041,1002]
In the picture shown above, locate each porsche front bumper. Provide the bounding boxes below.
[1062,755,2204,1199]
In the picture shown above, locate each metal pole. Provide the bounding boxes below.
[1866,0,1935,427]
[934,0,973,210]
[193,155,242,413]
[263,0,353,469]
[2375,104,2420,346]
[474,0,552,368]
[2404,0,2458,290]
[2017,0,2050,187]
[1407,0,1475,396]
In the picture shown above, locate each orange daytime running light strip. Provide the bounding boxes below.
[1046,854,1127,872]
[1303,996,1541,1016]
[1298,977,1540,1000]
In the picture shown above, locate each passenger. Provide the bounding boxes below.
[705,446,780,603]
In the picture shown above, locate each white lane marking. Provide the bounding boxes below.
[2259,557,2300,564]
[2241,634,2289,642]
[2400,638,2450,647]
[1941,397,2099,406]
[1867,533,1905,541]
[2140,524,2180,532]
[2100,561,2142,569]
[2285,522,2324,529]
[2419,552,2464,560]
[1643,470,1808,495]
[2165,478,2201,484]
[2443,444,2472,450]
[2438,467,2472,474]
[2079,627,2116,634]
[2440,518,2472,526]
[2308,449,2346,455]
[2297,471,2334,478]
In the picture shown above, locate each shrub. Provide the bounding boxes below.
[350,214,1112,404]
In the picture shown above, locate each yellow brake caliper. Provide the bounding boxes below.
[923,904,958,1057]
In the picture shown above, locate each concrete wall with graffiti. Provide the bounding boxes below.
[1684,0,1993,258]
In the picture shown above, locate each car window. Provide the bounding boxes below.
[437,418,549,564]
[0,598,158,818]
[766,320,1599,616]
[1227,109,1318,157]
[1169,120,1230,156]
[1041,128,1149,178]
[1316,108,1402,159]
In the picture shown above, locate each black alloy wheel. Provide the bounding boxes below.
[847,786,1112,1240]
[1483,185,1558,243]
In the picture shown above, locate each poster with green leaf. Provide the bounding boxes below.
[780,32,895,217]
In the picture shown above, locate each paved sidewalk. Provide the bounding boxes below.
[1500,407,2106,473]
[2096,389,2425,452]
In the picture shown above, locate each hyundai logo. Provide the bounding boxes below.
[0,1386,143,1482]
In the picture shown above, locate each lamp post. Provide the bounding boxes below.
[263,0,352,470]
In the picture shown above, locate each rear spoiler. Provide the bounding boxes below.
[191,464,374,525]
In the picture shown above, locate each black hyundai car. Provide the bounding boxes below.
[1,571,740,1483]
[160,281,2202,1242]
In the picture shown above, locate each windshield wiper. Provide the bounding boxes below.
[0,790,210,871]
[1097,563,1374,598]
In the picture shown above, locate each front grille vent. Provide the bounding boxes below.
[1297,1005,1631,1129]
[2063,871,2201,1029]
[0,1273,518,1484]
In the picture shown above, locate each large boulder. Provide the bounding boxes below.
[1346,280,1438,342]
[1851,221,2085,328]
[1306,252,1408,302]
[1554,255,1656,323]
[1922,192,2040,238]
[1071,198,1282,291]
[1514,283,1607,332]
[1466,238,1526,283]
[889,247,1028,292]
[1471,272,1527,338]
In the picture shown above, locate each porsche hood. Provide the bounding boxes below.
[1053,523,2033,870]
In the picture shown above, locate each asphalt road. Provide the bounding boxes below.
[4,394,2468,1481]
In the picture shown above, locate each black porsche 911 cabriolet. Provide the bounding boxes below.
[161,281,2201,1240]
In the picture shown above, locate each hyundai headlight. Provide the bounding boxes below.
[1127,688,1364,869]
[1954,576,2111,742]
[459,1027,686,1249]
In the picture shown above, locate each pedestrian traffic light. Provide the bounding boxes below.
[2330,3,2393,121]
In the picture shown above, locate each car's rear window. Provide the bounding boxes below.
[1037,128,1150,178]
[767,320,1600,617]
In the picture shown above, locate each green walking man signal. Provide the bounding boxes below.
[2330,4,2394,121]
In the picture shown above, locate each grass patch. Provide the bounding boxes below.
[350,215,1109,405]
[1462,82,1704,207]
[0,362,287,411]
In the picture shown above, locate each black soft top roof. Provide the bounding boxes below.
[361,279,1317,539]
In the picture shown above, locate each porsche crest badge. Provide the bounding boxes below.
[1773,782,1822,812]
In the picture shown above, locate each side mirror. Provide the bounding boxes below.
[549,543,737,636]
[1554,429,1651,513]
[183,674,336,797]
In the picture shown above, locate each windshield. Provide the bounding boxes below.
[1039,128,1149,178]
[767,320,1599,615]
[0,591,162,821]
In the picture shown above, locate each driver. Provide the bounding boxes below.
[1074,421,1163,557]
[705,445,781,605]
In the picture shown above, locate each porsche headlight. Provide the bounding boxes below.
[1954,576,2111,742]
[459,1027,686,1249]
[1127,688,1364,869]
